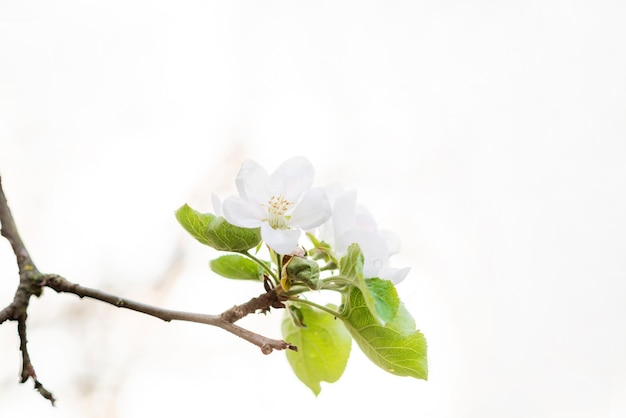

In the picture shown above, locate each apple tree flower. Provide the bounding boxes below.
[317,184,410,284]
[222,156,331,255]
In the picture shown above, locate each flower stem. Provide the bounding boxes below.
[321,275,352,287]
[291,298,344,320]
[275,251,282,276]
[240,251,277,282]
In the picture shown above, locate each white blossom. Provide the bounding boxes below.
[222,156,331,255]
[319,185,410,284]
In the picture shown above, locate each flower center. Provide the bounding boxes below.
[263,195,293,229]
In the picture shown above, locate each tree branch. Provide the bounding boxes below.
[0,175,295,405]
[0,176,41,283]
[1,176,55,402]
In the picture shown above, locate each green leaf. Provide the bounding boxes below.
[175,204,261,252]
[210,254,263,281]
[287,305,306,328]
[175,204,214,245]
[340,284,428,380]
[282,304,352,395]
[339,243,364,279]
[339,244,398,323]
[364,278,400,324]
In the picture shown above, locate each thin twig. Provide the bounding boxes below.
[18,314,56,405]
[42,274,295,353]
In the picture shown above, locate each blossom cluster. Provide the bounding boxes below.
[175,155,428,392]
[220,156,409,284]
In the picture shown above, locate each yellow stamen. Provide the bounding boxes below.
[262,194,293,229]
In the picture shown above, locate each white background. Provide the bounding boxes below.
[1,1,626,417]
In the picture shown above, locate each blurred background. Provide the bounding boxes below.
[1,1,625,417]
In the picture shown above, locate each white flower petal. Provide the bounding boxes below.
[379,265,411,284]
[380,229,402,255]
[323,182,346,202]
[355,204,378,230]
[222,196,264,228]
[331,189,358,238]
[261,223,301,254]
[310,183,346,243]
[289,187,331,229]
[235,159,271,203]
[337,229,389,259]
[270,156,315,202]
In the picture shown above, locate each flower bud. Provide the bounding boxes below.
[282,256,321,290]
